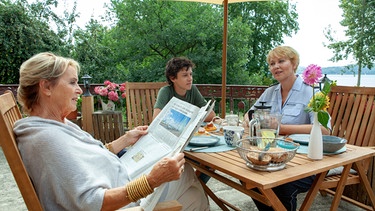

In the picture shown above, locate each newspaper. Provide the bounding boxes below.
[120,96,214,179]
[120,97,214,210]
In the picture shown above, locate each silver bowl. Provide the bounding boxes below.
[236,137,299,171]
[323,135,347,153]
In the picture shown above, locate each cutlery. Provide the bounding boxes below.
[189,144,225,152]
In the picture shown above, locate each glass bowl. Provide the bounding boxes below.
[236,137,299,171]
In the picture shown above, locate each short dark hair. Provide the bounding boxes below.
[165,57,195,85]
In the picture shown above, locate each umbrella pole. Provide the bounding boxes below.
[221,0,228,118]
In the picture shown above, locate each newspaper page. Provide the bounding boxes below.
[124,97,214,211]
[120,97,213,180]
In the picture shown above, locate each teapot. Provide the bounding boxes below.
[249,102,282,142]
[248,101,271,122]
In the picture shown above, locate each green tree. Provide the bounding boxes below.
[0,0,64,83]
[0,0,79,84]
[325,0,375,86]
[72,19,123,83]
[109,0,251,84]
[230,1,299,79]
[107,0,297,85]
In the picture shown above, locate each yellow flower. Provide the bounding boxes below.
[323,96,330,111]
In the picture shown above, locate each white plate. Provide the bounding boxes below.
[188,136,220,147]
[288,134,310,145]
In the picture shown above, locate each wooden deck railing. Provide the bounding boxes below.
[196,84,267,114]
[0,84,267,115]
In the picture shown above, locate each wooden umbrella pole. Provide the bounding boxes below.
[221,0,228,118]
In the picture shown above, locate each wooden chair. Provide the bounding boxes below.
[0,90,43,210]
[0,91,181,211]
[125,82,167,129]
[92,111,125,144]
[319,86,375,210]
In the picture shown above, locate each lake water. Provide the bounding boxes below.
[326,74,375,87]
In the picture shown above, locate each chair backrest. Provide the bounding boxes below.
[125,82,167,129]
[0,91,43,211]
[328,85,375,147]
[92,111,125,144]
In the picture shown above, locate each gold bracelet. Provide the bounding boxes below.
[105,143,114,153]
[126,175,154,202]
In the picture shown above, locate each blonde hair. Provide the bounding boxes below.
[266,46,300,72]
[17,52,80,114]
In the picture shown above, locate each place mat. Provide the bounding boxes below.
[296,145,346,155]
[184,136,235,153]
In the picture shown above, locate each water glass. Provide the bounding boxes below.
[225,114,239,126]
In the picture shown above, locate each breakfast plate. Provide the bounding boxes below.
[188,136,220,147]
[288,134,310,145]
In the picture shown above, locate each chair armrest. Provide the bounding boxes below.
[119,200,182,211]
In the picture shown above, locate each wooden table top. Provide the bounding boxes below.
[185,144,375,190]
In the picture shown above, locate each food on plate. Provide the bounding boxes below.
[246,151,271,165]
[194,127,209,136]
[198,127,206,134]
[204,122,217,131]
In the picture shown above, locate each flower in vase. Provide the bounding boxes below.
[302,64,336,128]
[94,80,126,108]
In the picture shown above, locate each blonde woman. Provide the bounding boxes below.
[14,52,208,211]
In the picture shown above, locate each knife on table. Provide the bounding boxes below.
[189,144,225,152]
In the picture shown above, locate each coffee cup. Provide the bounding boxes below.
[223,126,244,147]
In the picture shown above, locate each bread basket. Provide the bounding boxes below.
[236,137,299,171]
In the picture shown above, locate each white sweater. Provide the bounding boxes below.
[14,116,131,211]
[14,116,209,211]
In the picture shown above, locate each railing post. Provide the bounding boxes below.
[81,96,94,135]
[81,74,94,135]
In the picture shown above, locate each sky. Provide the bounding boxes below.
[59,0,351,68]
[283,0,352,67]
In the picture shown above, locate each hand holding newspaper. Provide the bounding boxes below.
[120,97,214,210]
[120,97,214,179]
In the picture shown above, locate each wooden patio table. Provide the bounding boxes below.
[185,135,375,211]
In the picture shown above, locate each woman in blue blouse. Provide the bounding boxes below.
[244,46,330,211]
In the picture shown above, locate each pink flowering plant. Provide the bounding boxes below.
[94,80,126,107]
[302,64,336,129]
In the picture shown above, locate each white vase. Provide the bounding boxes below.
[308,112,323,160]
[101,100,116,111]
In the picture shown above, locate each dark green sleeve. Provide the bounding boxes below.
[191,85,207,108]
[154,86,172,109]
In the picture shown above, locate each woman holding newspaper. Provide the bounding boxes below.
[13,52,209,211]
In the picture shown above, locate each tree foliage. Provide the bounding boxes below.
[107,0,298,85]
[325,0,375,86]
[230,1,298,77]
[0,0,63,83]
[0,0,81,84]
[109,0,241,84]
[72,20,123,83]
[1,0,299,86]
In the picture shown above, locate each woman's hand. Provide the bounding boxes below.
[146,153,185,189]
[111,126,148,153]
[123,126,148,146]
